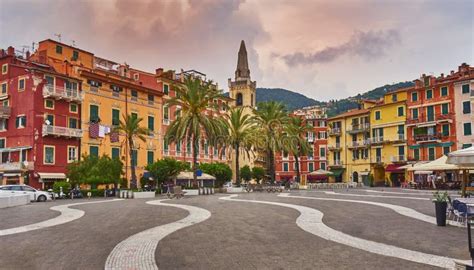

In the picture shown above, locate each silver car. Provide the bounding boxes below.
[0,185,52,202]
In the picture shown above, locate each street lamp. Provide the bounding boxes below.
[468,219,474,269]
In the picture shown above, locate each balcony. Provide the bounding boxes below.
[414,134,441,143]
[347,123,370,134]
[42,125,83,138]
[390,155,407,163]
[43,85,84,103]
[0,161,34,171]
[370,136,386,145]
[393,134,406,143]
[330,160,343,168]
[407,113,454,126]
[348,139,370,149]
[328,143,341,151]
[0,106,11,118]
[328,128,341,136]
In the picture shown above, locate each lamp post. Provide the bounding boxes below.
[468,219,474,269]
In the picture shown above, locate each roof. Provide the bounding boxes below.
[39,39,94,55]
[328,108,370,121]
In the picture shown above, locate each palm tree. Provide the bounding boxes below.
[282,116,312,183]
[252,101,288,182]
[223,107,254,185]
[165,77,225,187]
[116,114,149,189]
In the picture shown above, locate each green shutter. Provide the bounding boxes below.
[90,146,99,157]
[112,109,120,126]
[462,84,470,94]
[441,103,449,115]
[111,148,120,159]
[147,151,154,165]
[442,124,449,136]
[464,123,472,136]
[148,116,154,131]
[90,105,99,122]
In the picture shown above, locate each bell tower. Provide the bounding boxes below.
[229,40,256,108]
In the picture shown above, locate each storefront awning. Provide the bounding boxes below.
[38,172,66,180]
[4,173,21,177]
[385,164,404,173]
[0,146,32,153]
[414,171,433,175]
[329,168,344,177]
[360,171,370,176]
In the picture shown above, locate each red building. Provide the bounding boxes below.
[275,106,328,184]
[0,46,82,189]
[406,74,457,162]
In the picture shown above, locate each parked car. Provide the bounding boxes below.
[0,185,52,202]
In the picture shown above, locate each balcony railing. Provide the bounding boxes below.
[371,136,385,144]
[42,125,83,138]
[0,106,11,118]
[328,128,341,136]
[407,113,454,125]
[0,161,34,171]
[347,123,370,134]
[328,143,341,151]
[414,134,441,143]
[43,85,84,102]
[394,134,406,141]
[349,139,371,148]
[330,160,343,167]
[390,155,406,163]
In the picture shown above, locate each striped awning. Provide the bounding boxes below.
[38,172,66,180]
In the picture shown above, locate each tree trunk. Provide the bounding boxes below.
[268,147,275,183]
[192,136,198,188]
[129,139,137,189]
[294,154,300,183]
[235,142,240,186]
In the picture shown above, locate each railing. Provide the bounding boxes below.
[390,155,406,162]
[395,134,406,141]
[328,128,341,136]
[371,136,384,144]
[407,113,454,124]
[349,139,371,148]
[0,106,11,118]
[0,161,34,171]
[347,123,370,133]
[163,119,170,125]
[331,160,343,167]
[42,125,83,138]
[43,85,84,102]
[328,143,341,150]
[307,137,314,143]
[414,134,441,142]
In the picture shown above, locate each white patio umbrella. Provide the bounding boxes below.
[447,146,474,197]
[309,169,334,176]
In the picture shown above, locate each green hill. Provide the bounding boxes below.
[255,88,323,111]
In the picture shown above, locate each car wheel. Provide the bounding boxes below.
[37,195,47,202]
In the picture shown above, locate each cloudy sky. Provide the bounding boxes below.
[1,0,472,101]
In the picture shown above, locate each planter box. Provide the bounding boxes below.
[133,192,156,199]
[0,194,30,208]
[183,189,199,196]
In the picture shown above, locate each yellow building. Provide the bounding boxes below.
[35,40,164,188]
[369,89,408,186]
[327,101,376,184]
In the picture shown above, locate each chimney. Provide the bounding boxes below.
[26,51,30,60]
[440,73,444,78]
[155,68,163,76]
[0,49,4,57]
[7,46,14,56]
[450,70,454,76]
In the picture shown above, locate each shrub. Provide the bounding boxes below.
[199,162,232,187]
[252,167,265,182]
[240,165,252,182]
[53,181,71,195]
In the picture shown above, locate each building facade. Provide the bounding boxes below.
[452,63,473,149]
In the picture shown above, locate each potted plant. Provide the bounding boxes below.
[432,191,449,226]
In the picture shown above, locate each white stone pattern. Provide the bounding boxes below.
[324,191,430,201]
[0,199,124,236]
[220,195,458,269]
[105,199,211,270]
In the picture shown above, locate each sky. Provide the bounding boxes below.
[1,0,473,101]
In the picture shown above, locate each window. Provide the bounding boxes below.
[111,85,121,97]
[112,109,120,126]
[163,106,169,121]
[69,118,78,129]
[90,104,99,122]
[392,94,397,102]
[148,116,154,132]
[462,84,470,94]
[441,124,449,136]
[441,86,448,96]
[412,108,418,119]
[1,82,7,94]
[131,90,138,101]
[308,162,314,172]
[134,73,139,81]
[283,162,289,172]
[443,146,450,156]
[45,99,54,109]
[55,45,63,54]
[147,151,154,165]
[441,103,449,115]
[428,147,435,161]
[46,114,54,125]
[70,103,78,113]
[131,150,138,167]
[426,89,433,99]
[176,141,182,153]
[413,149,420,161]
[16,115,26,128]
[111,148,120,159]
[18,78,25,91]
[2,100,8,107]
[163,84,169,95]
[89,146,99,158]
[1,64,7,74]
[0,119,7,131]
[411,92,418,102]
[463,101,471,114]
[397,106,404,116]
[320,147,326,158]
[72,50,79,60]
[204,140,209,156]
[320,162,326,170]
[0,138,5,148]
[131,112,138,120]
[464,123,472,136]
[163,139,169,153]
[148,94,154,105]
[375,111,381,120]
[44,146,55,164]
[68,146,77,163]
[236,93,243,106]
[20,149,27,162]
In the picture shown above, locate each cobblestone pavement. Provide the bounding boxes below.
[0,189,469,269]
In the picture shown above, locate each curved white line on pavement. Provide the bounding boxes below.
[220,195,459,269]
[324,191,430,201]
[364,190,459,197]
[105,200,211,270]
[0,199,124,236]
[278,193,463,228]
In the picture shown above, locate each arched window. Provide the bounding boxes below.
[251,94,254,107]
[236,93,243,106]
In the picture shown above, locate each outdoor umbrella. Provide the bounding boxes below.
[309,169,334,176]
[447,146,474,197]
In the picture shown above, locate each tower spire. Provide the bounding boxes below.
[235,40,250,80]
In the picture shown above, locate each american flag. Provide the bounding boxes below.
[89,122,99,138]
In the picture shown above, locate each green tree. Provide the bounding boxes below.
[199,162,232,187]
[165,77,225,187]
[115,114,149,189]
[252,101,288,182]
[146,158,189,187]
[252,166,265,183]
[240,165,252,183]
[66,155,123,189]
[282,116,312,183]
[223,107,254,185]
